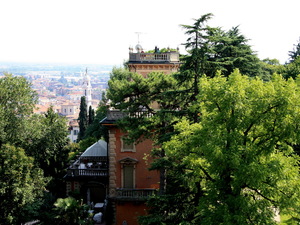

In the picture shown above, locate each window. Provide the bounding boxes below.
[120,157,138,188]
[121,137,135,152]
[123,164,134,188]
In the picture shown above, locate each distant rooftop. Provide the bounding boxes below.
[128,45,180,64]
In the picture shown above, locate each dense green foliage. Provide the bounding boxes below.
[109,67,300,224]
[161,72,300,224]
[53,197,93,225]
[0,144,48,224]
[108,14,300,225]
[0,73,38,146]
[180,14,263,80]
[0,73,71,224]
[84,95,109,142]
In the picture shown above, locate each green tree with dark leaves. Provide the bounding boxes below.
[281,56,300,79]
[209,26,263,78]
[0,73,38,146]
[108,68,182,193]
[15,106,70,197]
[289,37,300,63]
[143,71,300,224]
[78,96,88,141]
[179,13,214,101]
[84,93,109,142]
[53,197,93,225]
[88,105,95,125]
[108,15,298,225]
[0,144,48,225]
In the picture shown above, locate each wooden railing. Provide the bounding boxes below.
[115,188,157,200]
[67,168,108,177]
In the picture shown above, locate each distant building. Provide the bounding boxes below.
[61,103,79,116]
[68,120,79,143]
[82,68,92,109]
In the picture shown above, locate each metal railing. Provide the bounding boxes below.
[129,52,179,63]
[107,110,154,121]
[67,168,108,177]
[115,188,157,200]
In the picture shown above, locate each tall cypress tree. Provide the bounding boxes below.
[88,105,95,125]
[78,96,88,141]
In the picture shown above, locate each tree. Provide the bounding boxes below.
[260,58,283,80]
[179,13,214,101]
[108,68,182,193]
[84,93,109,142]
[78,96,88,141]
[108,15,295,224]
[146,71,300,224]
[180,17,263,79]
[178,15,264,122]
[208,26,263,78]
[288,37,300,63]
[88,105,95,125]
[0,73,38,146]
[0,144,48,224]
[53,197,93,225]
[281,56,300,79]
[21,108,69,171]
[16,106,70,197]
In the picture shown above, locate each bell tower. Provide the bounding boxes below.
[82,68,92,109]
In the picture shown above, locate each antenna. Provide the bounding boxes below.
[135,32,146,44]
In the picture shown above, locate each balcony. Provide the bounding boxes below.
[114,188,158,201]
[67,168,108,177]
[129,52,179,63]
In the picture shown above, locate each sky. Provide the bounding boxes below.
[0,0,299,66]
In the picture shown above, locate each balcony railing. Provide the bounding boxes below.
[129,52,179,63]
[106,110,154,121]
[66,168,108,177]
[114,188,157,201]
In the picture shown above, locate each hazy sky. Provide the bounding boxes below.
[0,0,299,65]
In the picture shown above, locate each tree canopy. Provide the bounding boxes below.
[108,14,300,224]
[0,73,38,146]
[0,144,48,224]
[158,72,300,224]
[0,73,71,223]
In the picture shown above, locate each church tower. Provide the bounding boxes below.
[82,68,92,109]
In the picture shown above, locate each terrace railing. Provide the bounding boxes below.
[67,168,108,177]
[129,52,179,63]
[114,188,157,201]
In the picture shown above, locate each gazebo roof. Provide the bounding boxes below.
[81,140,107,157]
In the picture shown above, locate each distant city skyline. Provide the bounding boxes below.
[1,0,299,65]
